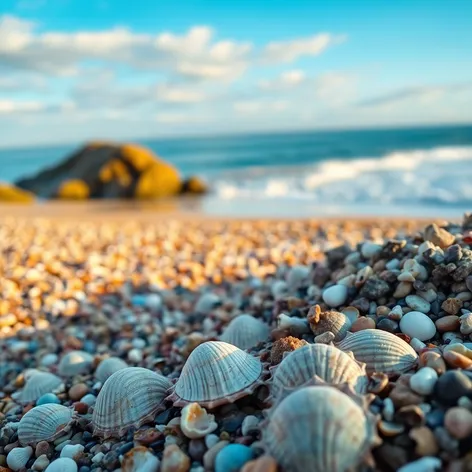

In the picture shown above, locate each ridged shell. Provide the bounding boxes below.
[18,404,75,445]
[7,446,33,471]
[45,457,78,472]
[219,314,270,350]
[264,386,379,472]
[307,305,351,342]
[95,357,128,383]
[168,341,264,408]
[336,329,418,375]
[58,350,94,377]
[92,367,172,438]
[20,372,63,404]
[270,344,368,399]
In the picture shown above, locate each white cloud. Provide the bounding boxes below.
[261,33,345,63]
[259,69,306,90]
[0,99,44,113]
[233,100,288,114]
[156,84,205,103]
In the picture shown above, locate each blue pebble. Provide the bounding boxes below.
[37,393,61,405]
[215,444,254,472]
[131,294,147,307]
[83,340,96,354]
[28,340,39,354]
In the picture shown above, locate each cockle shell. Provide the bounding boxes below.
[336,329,418,376]
[168,341,264,408]
[45,457,78,472]
[95,357,128,382]
[7,446,33,471]
[20,371,64,404]
[18,404,75,445]
[307,305,351,342]
[263,386,380,472]
[270,344,368,400]
[92,367,172,437]
[180,403,218,439]
[58,350,94,376]
[220,314,270,350]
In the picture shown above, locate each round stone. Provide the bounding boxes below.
[37,393,61,406]
[215,444,254,472]
[399,311,436,341]
[68,383,88,402]
[444,407,472,439]
[409,367,438,396]
[322,285,348,308]
[433,371,472,406]
[351,317,376,332]
[405,295,431,314]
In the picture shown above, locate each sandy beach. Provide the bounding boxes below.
[1,207,472,472]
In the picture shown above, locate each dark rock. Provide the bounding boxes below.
[377,318,398,333]
[433,371,472,406]
[102,451,120,470]
[117,442,134,456]
[360,277,391,300]
[426,409,445,429]
[188,439,206,462]
[220,411,246,433]
[445,244,463,264]
[373,443,409,471]
[350,297,370,314]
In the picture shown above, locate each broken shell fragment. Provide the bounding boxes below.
[180,403,218,439]
[307,305,351,342]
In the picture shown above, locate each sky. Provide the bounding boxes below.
[0,0,472,147]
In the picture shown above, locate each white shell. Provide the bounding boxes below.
[7,446,33,471]
[399,311,436,341]
[122,446,160,472]
[219,314,270,350]
[169,341,264,408]
[180,403,218,439]
[58,350,94,376]
[20,372,63,404]
[336,329,418,375]
[92,367,172,437]
[45,457,78,472]
[195,293,221,314]
[264,386,379,472]
[270,344,368,399]
[18,404,75,445]
[322,285,348,308]
[286,265,310,291]
[95,357,128,382]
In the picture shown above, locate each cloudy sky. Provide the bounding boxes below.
[1,0,471,147]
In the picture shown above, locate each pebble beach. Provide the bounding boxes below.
[2,206,472,472]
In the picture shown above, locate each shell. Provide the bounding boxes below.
[270,344,368,400]
[18,404,75,445]
[122,446,160,472]
[219,314,270,350]
[20,371,64,404]
[336,329,418,376]
[7,446,33,471]
[92,367,172,437]
[58,350,94,376]
[95,357,128,383]
[180,403,218,439]
[307,305,351,342]
[263,386,380,472]
[45,457,78,472]
[286,265,310,291]
[195,293,221,314]
[168,341,264,408]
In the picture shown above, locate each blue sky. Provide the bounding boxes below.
[0,0,471,147]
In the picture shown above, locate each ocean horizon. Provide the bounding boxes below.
[2,123,472,218]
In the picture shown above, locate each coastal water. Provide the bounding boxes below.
[1,124,472,217]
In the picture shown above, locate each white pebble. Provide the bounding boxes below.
[241,415,259,436]
[132,338,146,349]
[397,457,442,472]
[45,458,78,472]
[145,293,162,311]
[409,367,438,395]
[460,313,472,335]
[60,444,84,459]
[92,452,105,464]
[382,398,395,421]
[406,295,431,313]
[322,284,348,308]
[32,454,49,471]
[385,258,400,270]
[80,393,97,405]
[205,433,219,449]
[361,242,382,259]
[410,338,427,353]
[41,353,59,367]
[400,311,436,341]
[128,348,143,363]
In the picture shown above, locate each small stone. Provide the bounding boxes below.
[433,370,472,406]
[435,315,460,332]
[32,454,49,471]
[68,383,88,402]
[399,311,436,341]
[409,367,438,396]
[214,444,254,472]
[377,318,398,333]
[161,445,190,472]
[270,336,307,365]
[203,441,229,471]
[322,284,348,308]
[359,277,390,300]
[444,407,472,439]
[35,441,50,459]
[241,416,259,436]
[188,439,206,462]
[418,351,446,375]
[406,295,431,313]
[390,375,423,408]
[351,316,375,332]
[314,331,335,344]
[204,434,219,450]
[460,313,472,335]
[396,405,425,427]
[388,305,403,321]
[394,282,413,298]
[409,426,438,456]
[128,348,143,363]
[424,223,455,248]
[361,242,382,259]
[37,393,60,406]
[60,444,84,460]
[442,298,463,315]
[397,457,442,472]
[73,402,89,414]
[92,452,104,464]
[240,456,278,472]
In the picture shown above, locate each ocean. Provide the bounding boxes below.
[2,124,472,218]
